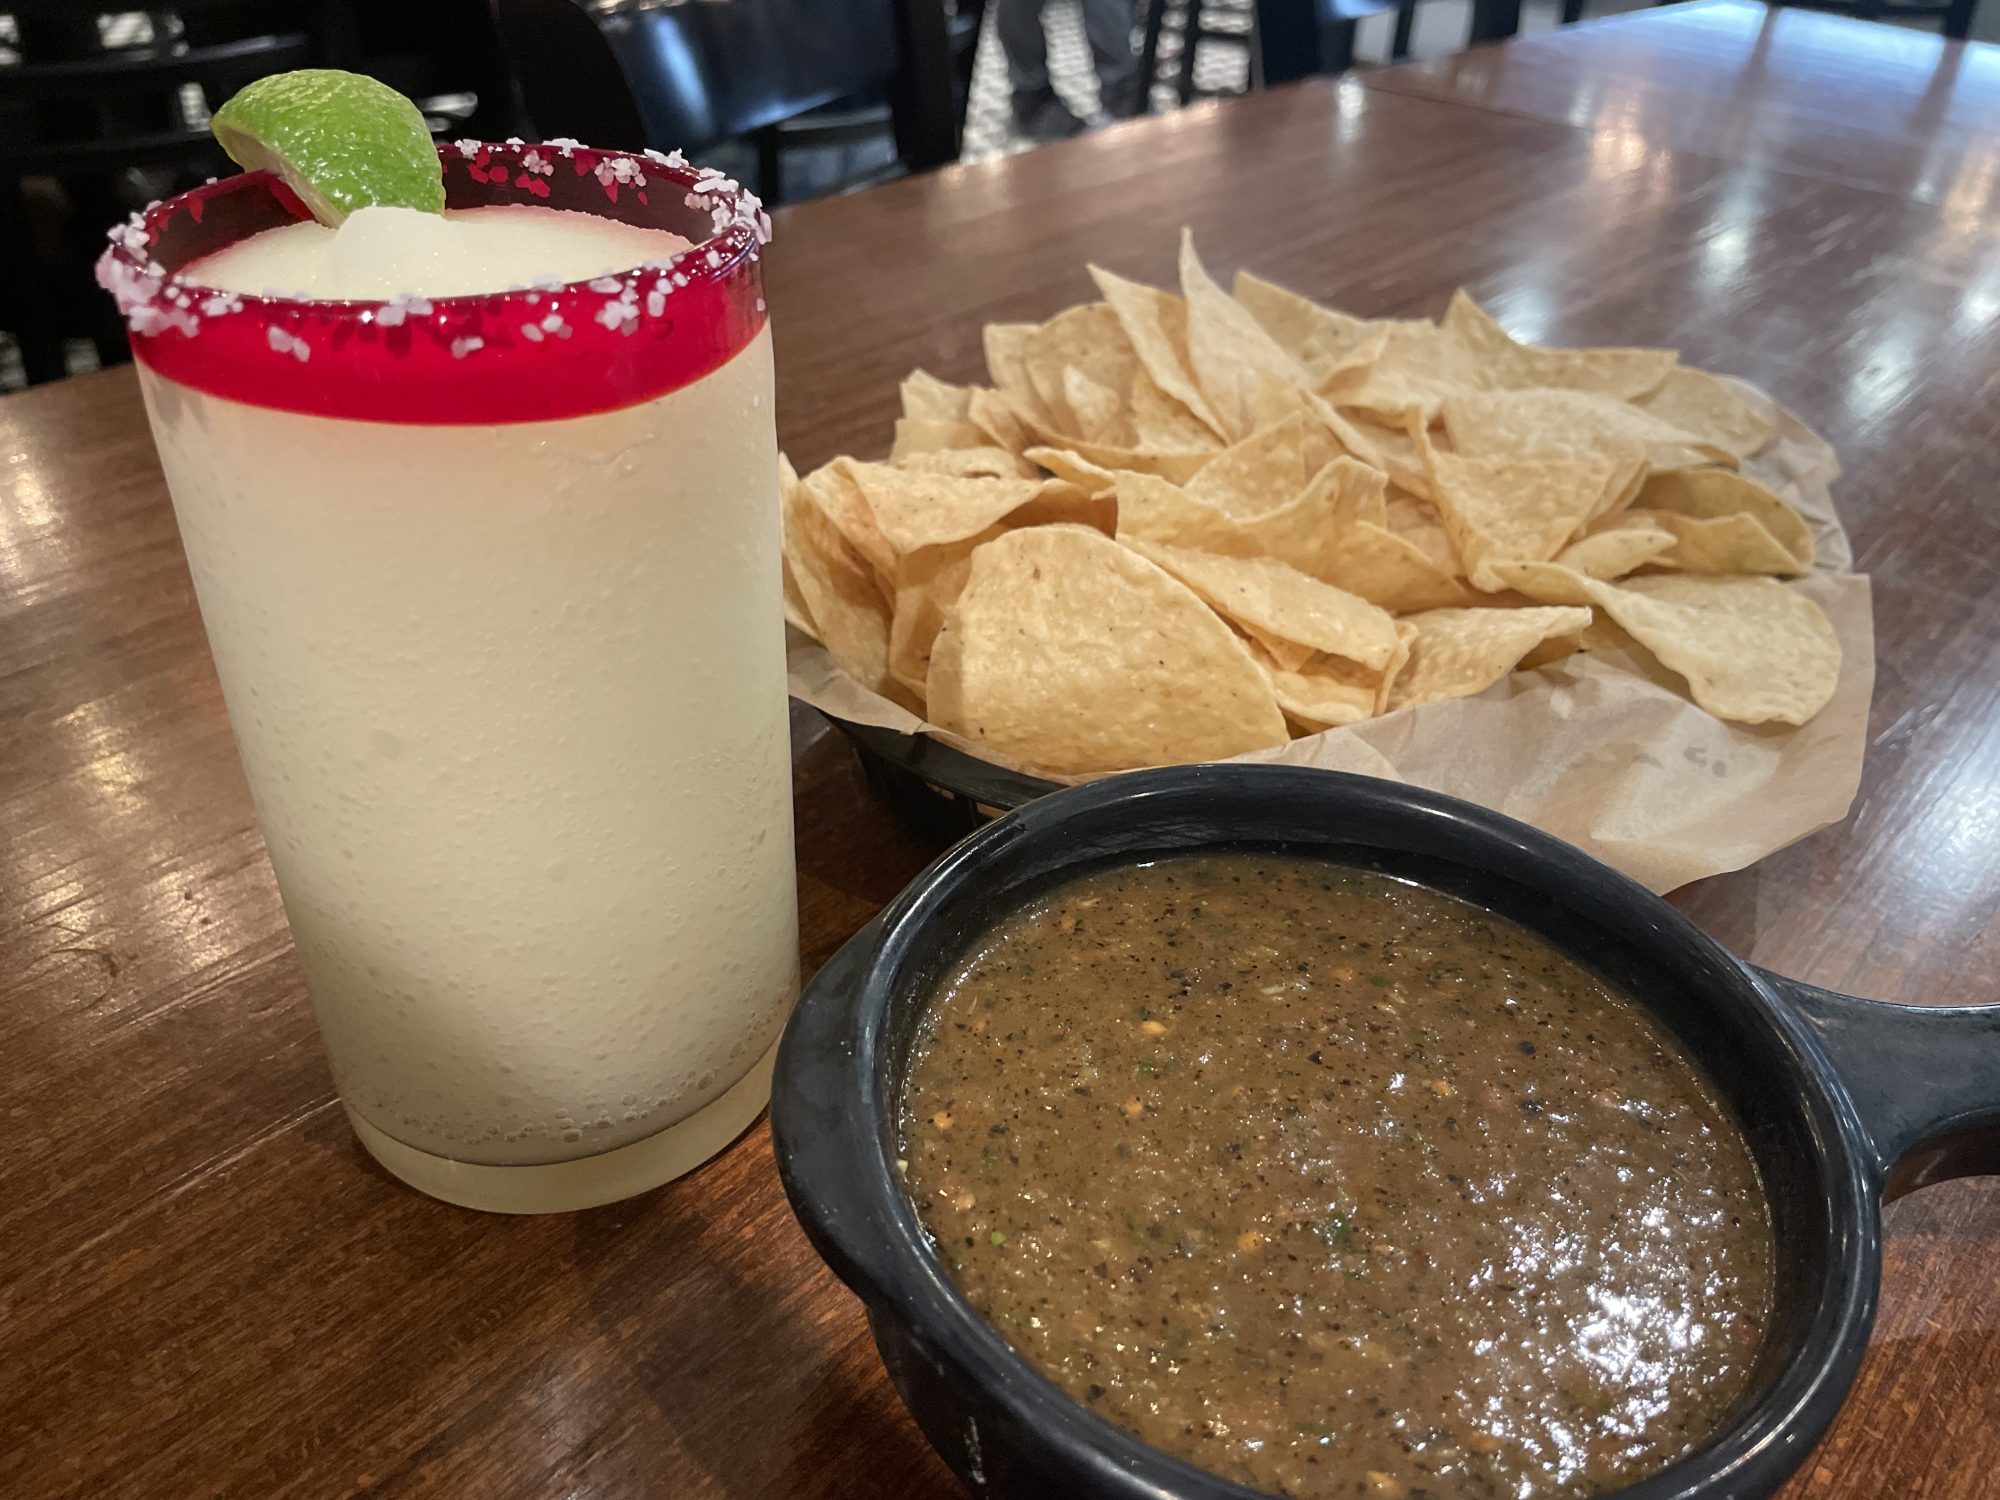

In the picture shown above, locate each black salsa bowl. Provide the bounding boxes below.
[769,764,2000,1499]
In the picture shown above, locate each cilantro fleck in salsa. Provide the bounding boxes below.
[899,853,1774,1499]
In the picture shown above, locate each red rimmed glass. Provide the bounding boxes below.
[99,141,770,423]
[103,145,799,1215]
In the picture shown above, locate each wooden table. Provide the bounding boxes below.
[5,3,1997,1494]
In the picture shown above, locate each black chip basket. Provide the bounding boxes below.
[824,715,1058,837]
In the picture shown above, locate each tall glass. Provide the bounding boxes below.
[99,145,797,1212]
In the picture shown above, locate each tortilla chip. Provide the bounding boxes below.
[1638,509,1810,577]
[1586,575,1840,725]
[1441,388,1731,471]
[1186,414,1313,517]
[1517,629,1585,670]
[1556,514,1677,579]
[1440,291,1677,400]
[1385,606,1593,711]
[885,530,991,700]
[1636,368,1774,460]
[782,464,899,700]
[1591,452,1653,525]
[1113,472,1262,556]
[1322,319,1483,425]
[1008,487,1118,537]
[1019,421,1216,484]
[966,387,1037,454]
[1338,527,1484,613]
[1248,640,1383,731]
[1384,490,1461,571]
[883,478,1113,700]
[983,323,1039,396]
[805,460,897,580]
[1580,613,1638,653]
[1026,445,1117,493]
[1235,376,1394,476]
[778,457,818,634]
[842,462,1096,555]
[1090,263,1224,439]
[1235,456,1388,575]
[1475,565,1840,724]
[1315,323,1392,387]
[1298,418,1351,480]
[899,446,1043,480]
[1348,413,1432,497]
[1016,308,1132,443]
[901,370,974,422]
[1380,623,1418,709]
[1055,364,1130,444]
[1634,468,1813,573]
[1026,304,1138,436]
[1027,302,1127,364]
[1476,559,1597,607]
[1129,366,1225,454]
[1123,537,1403,671]
[890,417,992,463]
[928,525,1287,773]
[1414,422,1635,584]
[1243,626,1317,674]
[1179,232,1314,440]
[1163,454,1472,613]
[1232,272,1404,382]
[781,553,815,636]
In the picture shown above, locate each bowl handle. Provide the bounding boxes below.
[1751,965,2000,1199]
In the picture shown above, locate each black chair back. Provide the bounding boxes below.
[0,3,327,176]
[0,1,343,383]
[1250,0,1524,84]
[348,0,519,138]
[495,0,960,190]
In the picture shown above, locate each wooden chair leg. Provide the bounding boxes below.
[1391,1,1417,58]
[1561,0,1587,21]
[1177,0,1203,103]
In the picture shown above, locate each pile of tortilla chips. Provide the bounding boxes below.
[780,233,1841,778]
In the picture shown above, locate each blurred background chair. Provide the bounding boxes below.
[496,0,978,206]
[1137,0,1528,105]
[0,0,519,386]
[340,0,518,137]
[1139,0,1250,105]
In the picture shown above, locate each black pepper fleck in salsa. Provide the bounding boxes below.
[899,853,1774,1500]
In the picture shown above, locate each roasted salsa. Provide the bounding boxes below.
[900,853,1773,1499]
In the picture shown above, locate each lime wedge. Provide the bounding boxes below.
[211,69,445,226]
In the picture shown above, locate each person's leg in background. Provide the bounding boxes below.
[996,0,1090,138]
[1082,0,1145,118]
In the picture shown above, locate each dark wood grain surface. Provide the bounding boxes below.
[1362,0,2000,200]
[5,5,1997,1496]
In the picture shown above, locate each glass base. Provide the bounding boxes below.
[344,1037,780,1214]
